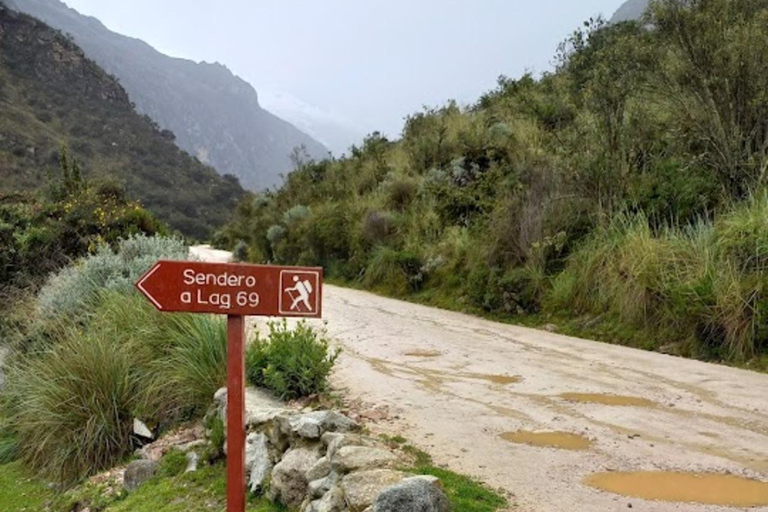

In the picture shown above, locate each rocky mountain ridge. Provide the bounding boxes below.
[0,2,245,238]
[11,0,328,190]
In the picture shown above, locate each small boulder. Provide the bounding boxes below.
[306,456,332,482]
[123,460,158,492]
[291,411,358,440]
[332,446,397,474]
[269,446,322,508]
[323,433,381,460]
[373,475,451,512]
[133,418,153,439]
[308,472,338,499]
[341,469,405,512]
[303,485,346,512]
[246,432,272,492]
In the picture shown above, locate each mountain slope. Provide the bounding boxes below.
[12,0,328,190]
[0,3,245,239]
[611,0,650,23]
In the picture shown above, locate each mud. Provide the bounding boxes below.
[500,430,592,450]
[560,392,656,407]
[585,471,768,507]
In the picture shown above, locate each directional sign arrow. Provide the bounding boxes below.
[135,260,323,317]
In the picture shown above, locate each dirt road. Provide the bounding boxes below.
[191,246,768,512]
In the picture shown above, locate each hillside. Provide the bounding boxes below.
[611,0,649,22]
[12,0,328,190]
[0,3,245,239]
[218,0,768,367]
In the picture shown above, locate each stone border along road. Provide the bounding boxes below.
[190,246,768,512]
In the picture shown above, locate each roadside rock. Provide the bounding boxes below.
[341,469,405,511]
[123,460,158,492]
[291,411,359,440]
[185,452,199,473]
[308,472,338,499]
[303,485,346,512]
[246,432,272,492]
[133,418,153,439]
[306,456,332,481]
[372,475,451,512]
[323,433,381,460]
[332,446,397,474]
[269,446,323,508]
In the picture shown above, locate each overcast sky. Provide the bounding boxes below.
[63,0,623,138]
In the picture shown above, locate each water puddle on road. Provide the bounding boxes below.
[560,393,655,407]
[500,430,592,450]
[585,471,768,507]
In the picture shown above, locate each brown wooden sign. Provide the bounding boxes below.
[135,259,323,512]
[136,260,323,317]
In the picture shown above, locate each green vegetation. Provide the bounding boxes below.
[3,236,219,482]
[218,0,768,367]
[401,444,508,512]
[0,462,53,511]
[246,320,340,400]
[0,6,244,239]
[0,459,285,512]
[3,234,340,484]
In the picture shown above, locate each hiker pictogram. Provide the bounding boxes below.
[279,270,320,315]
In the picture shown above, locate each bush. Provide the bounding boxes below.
[364,247,426,294]
[233,240,249,262]
[246,320,339,400]
[36,234,187,320]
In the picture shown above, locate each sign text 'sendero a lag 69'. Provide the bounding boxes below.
[135,260,323,317]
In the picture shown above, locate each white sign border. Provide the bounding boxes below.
[278,270,320,316]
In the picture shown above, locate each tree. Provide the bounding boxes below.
[650,0,768,196]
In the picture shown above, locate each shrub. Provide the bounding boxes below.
[246,320,339,400]
[362,210,394,244]
[282,205,310,225]
[385,177,417,211]
[233,240,249,262]
[266,225,287,245]
[364,247,426,294]
[36,234,187,320]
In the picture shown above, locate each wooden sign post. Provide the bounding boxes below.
[136,260,323,512]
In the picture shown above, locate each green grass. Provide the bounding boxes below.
[401,445,509,512]
[0,462,53,511]
[0,461,284,512]
[104,464,284,512]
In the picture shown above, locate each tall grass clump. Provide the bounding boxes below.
[546,196,768,361]
[246,320,339,400]
[152,314,228,419]
[8,328,142,483]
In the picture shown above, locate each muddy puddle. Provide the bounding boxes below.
[500,430,591,450]
[560,393,655,407]
[472,374,520,385]
[585,471,768,507]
